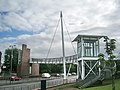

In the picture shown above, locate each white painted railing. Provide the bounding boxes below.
[30,55,77,64]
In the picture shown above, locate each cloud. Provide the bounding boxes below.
[0,0,120,59]
[0,0,117,32]
[3,12,32,31]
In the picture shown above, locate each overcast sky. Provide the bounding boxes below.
[0,0,120,60]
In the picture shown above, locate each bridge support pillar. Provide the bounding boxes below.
[81,59,85,80]
[31,63,39,76]
[18,44,30,77]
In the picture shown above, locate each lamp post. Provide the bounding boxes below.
[9,45,16,73]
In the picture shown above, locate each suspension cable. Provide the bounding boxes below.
[63,18,77,55]
[46,18,60,59]
[62,17,77,78]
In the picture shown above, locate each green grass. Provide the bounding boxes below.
[50,79,120,90]
[82,79,120,90]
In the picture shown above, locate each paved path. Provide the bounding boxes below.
[47,87,79,90]
[33,83,80,90]
[46,83,80,90]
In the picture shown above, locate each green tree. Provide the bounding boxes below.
[66,64,76,73]
[40,64,63,73]
[3,49,11,72]
[40,64,51,73]
[115,60,120,73]
[12,48,19,72]
[70,64,77,73]
[98,37,116,90]
[3,48,18,73]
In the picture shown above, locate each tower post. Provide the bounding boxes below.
[60,11,66,80]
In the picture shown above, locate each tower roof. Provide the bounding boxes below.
[73,34,107,42]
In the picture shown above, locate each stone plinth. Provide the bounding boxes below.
[31,63,39,76]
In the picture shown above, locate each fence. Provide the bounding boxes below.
[0,77,77,90]
[0,77,44,86]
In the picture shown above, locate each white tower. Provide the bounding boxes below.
[73,35,105,80]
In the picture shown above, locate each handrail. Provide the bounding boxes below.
[77,74,100,89]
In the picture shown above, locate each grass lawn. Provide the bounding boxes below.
[48,79,120,90]
[82,79,120,90]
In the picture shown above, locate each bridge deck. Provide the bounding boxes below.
[30,55,77,64]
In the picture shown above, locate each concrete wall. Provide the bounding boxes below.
[19,44,30,77]
[31,63,39,76]
[17,44,40,77]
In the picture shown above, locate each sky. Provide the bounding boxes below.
[0,0,120,61]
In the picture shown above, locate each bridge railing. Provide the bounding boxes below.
[0,76,77,90]
[31,54,77,64]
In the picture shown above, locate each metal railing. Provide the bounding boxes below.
[31,55,77,64]
[76,74,100,89]
[0,76,77,90]
[0,77,43,86]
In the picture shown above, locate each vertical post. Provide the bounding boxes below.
[10,46,13,73]
[60,11,66,80]
[99,60,101,76]
[67,64,72,77]
[81,37,85,80]
[77,39,80,79]
[98,38,100,54]
[9,45,16,73]
[98,38,101,76]
[41,80,46,90]
[77,54,79,79]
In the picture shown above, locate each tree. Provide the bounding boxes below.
[115,60,120,73]
[12,48,19,72]
[3,48,18,73]
[98,36,116,90]
[3,49,11,72]
[40,64,63,73]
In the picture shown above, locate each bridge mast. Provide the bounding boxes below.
[60,11,66,79]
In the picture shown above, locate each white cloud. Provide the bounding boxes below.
[3,12,32,31]
[0,0,117,32]
[0,0,120,59]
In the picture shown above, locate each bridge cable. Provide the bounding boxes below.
[46,18,60,60]
[63,19,77,55]
[62,17,77,76]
